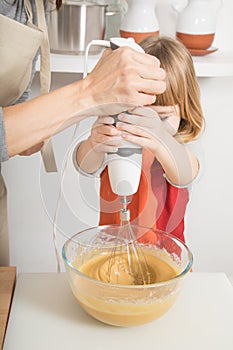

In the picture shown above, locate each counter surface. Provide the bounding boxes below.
[3,272,233,350]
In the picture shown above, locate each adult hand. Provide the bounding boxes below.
[83,47,166,116]
[3,47,166,158]
[89,116,122,153]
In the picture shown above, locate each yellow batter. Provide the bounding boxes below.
[78,251,178,285]
[70,250,181,326]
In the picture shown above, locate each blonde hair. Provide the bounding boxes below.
[139,36,205,143]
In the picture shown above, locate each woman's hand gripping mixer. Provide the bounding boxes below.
[106,38,151,285]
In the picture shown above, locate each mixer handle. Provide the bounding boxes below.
[116,148,142,157]
[112,114,119,127]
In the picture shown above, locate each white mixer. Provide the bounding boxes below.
[107,125,142,197]
[104,38,151,284]
[107,37,144,198]
[84,36,145,198]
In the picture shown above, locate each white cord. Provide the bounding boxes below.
[52,39,110,272]
[83,40,110,78]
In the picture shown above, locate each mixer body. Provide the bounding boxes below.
[107,136,142,197]
[106,37,144,197]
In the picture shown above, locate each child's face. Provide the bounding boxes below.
[149,105,180,136]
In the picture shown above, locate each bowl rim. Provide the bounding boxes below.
[62,224,193,289]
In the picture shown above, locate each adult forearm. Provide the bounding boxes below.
[3,46,166,157]
[3,81,90,157]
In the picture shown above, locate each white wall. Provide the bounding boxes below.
[2,0,233,277]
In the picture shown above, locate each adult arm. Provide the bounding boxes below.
[2,47,166,158]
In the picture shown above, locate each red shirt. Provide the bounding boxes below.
[99,149,189,244]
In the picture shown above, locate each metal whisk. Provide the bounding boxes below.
[106,197,151,285]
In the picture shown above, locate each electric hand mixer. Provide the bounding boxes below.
[85,37,151,285]
[107,37,144,201]
[85,37,144,203]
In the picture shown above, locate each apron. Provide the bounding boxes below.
[0,0,55,265]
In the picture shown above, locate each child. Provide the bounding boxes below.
[74,36,204,243]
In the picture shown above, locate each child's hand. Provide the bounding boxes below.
[89,116,122,154]
[116,106,181,154]
[149,105,180,136]
[116,107,199,186]
[116,107,168,154]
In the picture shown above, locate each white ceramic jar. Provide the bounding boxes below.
[172,0,223,49]
[120,0,159,43]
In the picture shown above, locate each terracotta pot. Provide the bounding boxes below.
[120,30,159,44]
[176,32,215,49]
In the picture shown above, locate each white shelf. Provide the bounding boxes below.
[35,52,102,74]
[36,50,233,77]
[193,50,233,77]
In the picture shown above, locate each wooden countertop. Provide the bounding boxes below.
[0,267,16,350]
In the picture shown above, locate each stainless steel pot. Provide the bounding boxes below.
[48,1,115,54]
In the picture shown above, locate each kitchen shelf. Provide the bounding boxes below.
[193,50,233,77]
[36,51,103,75]
[36,50,233,77]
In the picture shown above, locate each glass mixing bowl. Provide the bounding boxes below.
[62,225,193,327]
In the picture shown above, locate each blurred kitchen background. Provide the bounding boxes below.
[2,0,233,278]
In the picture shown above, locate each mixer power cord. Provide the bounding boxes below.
[52,40,112,273]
